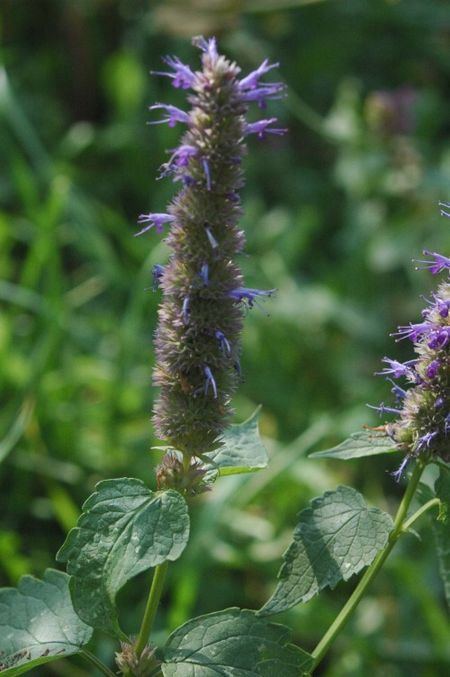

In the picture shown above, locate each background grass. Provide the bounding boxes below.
[1,0,450,674]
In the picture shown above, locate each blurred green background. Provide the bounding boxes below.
[1,0,450,674]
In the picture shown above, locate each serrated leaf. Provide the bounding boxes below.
[57,478,189,637]
[160,608,313,676]
[260,486,393,615]
[0,569,92,676]
[206,408,268,476]
[432,468,450,611]
[309,429,397,460]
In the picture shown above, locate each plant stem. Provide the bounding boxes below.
[80,649,117,677]
[310,459,425,671]
[402,497,440,531]
[135,561,169,657]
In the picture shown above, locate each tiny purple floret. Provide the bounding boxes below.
[391,456,409,483]
[228,287,275,307]
[392,321,432,342]
[135,213,175,236]
[414,250,450,275]
[376,357,415,378]
[199,263,209,285]
[149,104,190,127]
[245,118,287,139]
[239,59,279,90]
[215,330,231,356]
[193,36,218,63]
[203,365,218,398]
[202,158,212,191]
[367,402,402,416]
[152,56,196,89]
[152,264,165,290]
[182,296,190,324]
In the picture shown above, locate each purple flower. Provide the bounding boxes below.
[426,359,440,379]
[415,431,438,452]
[215,330,231,356]
[245,118,287,138]
[202,158,212,190]
[240,83,286,109]
[427,327,450,349]
[228,287,275,307]
[135,212,175,236]
[367,403,402,416]
[414,250,450,275]
[203,366,218,398]
[205,226,219,251]
[181,296,190,324]
[392,321,432,342]
[160,145,198,178]
[152,264,165,290]
[192,36,218,63]
[391,456,409,483]
[152,56,196,89]
[147,37,282,462]
[388,379,407,402]
[239,59,279,90]
[149,104,190,127]
[376,357,416,378]
[199,263,209,285]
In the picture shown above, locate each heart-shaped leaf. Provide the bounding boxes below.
[260,486,393,615]
[57,478,189,637]
[309,429,397,460]
[0,569,92,676]
[160,608,313,676]
[206,408,268,476]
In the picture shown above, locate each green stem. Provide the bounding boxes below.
[310,460,425,671]
[402,497,440,531]
[80,649,117,677]
[135,561,169,657]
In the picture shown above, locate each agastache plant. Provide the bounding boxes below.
[372,245,450,478]
[143,37,280,487]
[2,41,450,677]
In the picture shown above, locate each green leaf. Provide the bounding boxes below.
[57,478,190,637]
[432,468,450,611]
[160,608,313,676]
[309,429,397,460]
[0,569,92,676]
[260,486,393,615]
[206,408,269,476]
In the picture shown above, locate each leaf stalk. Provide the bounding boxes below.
[135,561,169,657]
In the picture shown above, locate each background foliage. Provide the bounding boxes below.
[1,0,449,674]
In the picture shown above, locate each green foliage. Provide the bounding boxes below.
[260,486,393,615]
[1,0,450,673]
[57,479,190,637]
[432,469,450,612]
[160,608,313,676]
[206,408,269,476]
[0,569,92,675]
[309,429,397,460]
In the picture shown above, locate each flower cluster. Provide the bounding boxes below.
[373,228,450,478]
[139,37,285,473]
